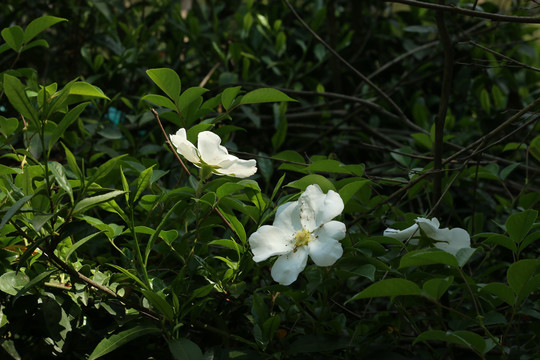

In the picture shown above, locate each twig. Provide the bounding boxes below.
[282,0,427,134]
[383,0,540,23]
[433,2,455,216]
[467,41,540,73]
[151,108,191,176]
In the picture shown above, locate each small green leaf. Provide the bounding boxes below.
[0,164,21,176]
[132,165,154,204]
[0,271,29,295]
[49,161,73,203]
[480,88,491,114]
[338,180,369,205]
[141,289,174,320]
[414,330,486,354]
[13,269,56,302]
[69,82,109,99]
[62,142,82,180]
[491,84,506,109]
[481,282,514,306]
[399,249,459,269]
[507,259,540,305]
[86,154,127,189]
[1,26,24,51]
[146,68,181,103]
[48,102,87,153]
[65,231,104,261]
[0,194,35,231]
[483,234,516,252]
[140,94,176,110]
[23,16,67,43]
[286,174,336,192]
[506,209,538,243]
[88,325,160,360]
[0,116,19,138]
[346,278,421,303]
[239,88,296,105]
[422,276,453,300]
[530,136,540,162]
[305,160,352,174]
[3,74,39,126]
[73,190,125,215]
[168,338,203,360]
[221,86,242,110]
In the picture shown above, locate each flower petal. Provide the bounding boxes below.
[432,228,471,256]
[271,247,309,285]
[273,201,303,233]
[298,184,344,231]
[383,223,420,242]
[197,131,230,165]
[309,220,345,266]
[249,225,294,262]
[416,217,441,238]
[169,128,200,164]
[216,158,257,178]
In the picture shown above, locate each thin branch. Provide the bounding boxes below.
[151,108,191,176]
[282,0,427,134]
[383,0,540,23]
[433,2,455,215]
[467,41,540,73]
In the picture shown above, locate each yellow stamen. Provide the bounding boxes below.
[294,229,313,249]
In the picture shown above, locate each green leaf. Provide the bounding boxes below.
[64,231,104,261]
[399,249,459,269]
[132,165,154,204]
[107,264,149,290]
[13,269,56,302]
[530,136,540,162]
[0,164,21,176]
[480,88,491,114]
[140,94,176,110]
[62,142,82,180]
[0,116,19,138]
[346,278,421,303]
[507,259,540,305]
[73,190,125,215]
[414,330,486,354]
[483,234,516,252]
[49,161,73,203]
[239,88,296,105]
[422,276,453,300]
[141,289,174,320]
[0,194,35,231]
[23,16,67,43]
[1,26,24,51]
[86,154,127,189]
[48,102,89,153]
[481,283,514,306]
[305,159,353,174]
[218,206,247,244]
[221,86,242,110]
[491,84,506,109]
[69,82,109,99]
[146,68,181,103]
[338,180,369,205]
[286,174,336,192]
[0,271,29,296]
[168,338,203,360]
[506,209,538,243]
[88,325,160,360]
[3,74,39,126]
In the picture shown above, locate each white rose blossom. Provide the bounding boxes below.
[169,128,257,178]
[383,217,471,256]
[249,184,346,285]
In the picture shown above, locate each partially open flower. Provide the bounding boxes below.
[383,217,471,256]
[169,128,257,178]
[249,184,346,285]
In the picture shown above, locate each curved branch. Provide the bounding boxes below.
[383,0,540,23]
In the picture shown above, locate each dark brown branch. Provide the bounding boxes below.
[433,2,455,216]
[383,0,540,23]
[283,0,427,134]
[151,108,192,176]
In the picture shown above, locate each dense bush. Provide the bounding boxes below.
[1,1,540,359]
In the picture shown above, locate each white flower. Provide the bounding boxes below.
[383,217,471,256]
[249,184,346,285]
[169,128,257,178]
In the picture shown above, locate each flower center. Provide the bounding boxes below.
[294,229,313,250]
